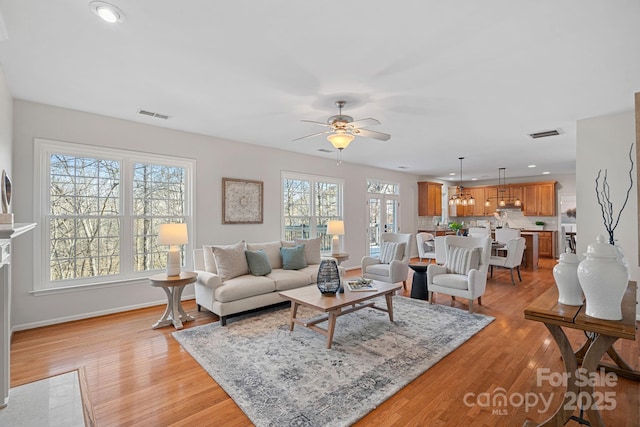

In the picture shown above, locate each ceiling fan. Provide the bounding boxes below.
[293,100,391,151]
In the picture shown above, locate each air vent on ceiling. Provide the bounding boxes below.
[529,129,562,139]
[317,148,333,153]
[138,109,169,120]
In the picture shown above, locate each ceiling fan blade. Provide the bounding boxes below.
[292,130,332,141]
[353,128,391,141]
[300,119,330,127]
[348,118,380,128]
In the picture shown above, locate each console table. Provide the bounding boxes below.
[523,282,638,426]
[0,223,37,408]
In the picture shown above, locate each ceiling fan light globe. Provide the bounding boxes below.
[327,133,354,150]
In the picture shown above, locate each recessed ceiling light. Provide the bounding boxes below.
[449,172,456,176]
[471,178,477,181]
[542,171,550,175]
[90,1,125,23]
[528,164,536,168]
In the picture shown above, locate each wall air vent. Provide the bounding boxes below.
[529,129,562,139]
[138,109,170,120]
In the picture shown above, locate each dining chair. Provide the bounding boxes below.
[416,232,436,263]
[468,227,490,238]
[489,237,526,285]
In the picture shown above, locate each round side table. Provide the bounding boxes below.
[409,263,429,300]
[149,271,197,330]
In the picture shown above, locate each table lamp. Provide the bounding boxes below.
[327,220,345,255]
[158,223,188,276]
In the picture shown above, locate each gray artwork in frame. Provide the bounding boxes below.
[222,178,264,224]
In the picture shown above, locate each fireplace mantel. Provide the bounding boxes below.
[1,222,37,407]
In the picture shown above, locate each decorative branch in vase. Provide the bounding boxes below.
[595,143,634,245]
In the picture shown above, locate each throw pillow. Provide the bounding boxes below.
[211,241,249,280]
[280,244,308,270]
[294,237,322,265]
[245,249,272,276]
[447,246,481,275]
[202,245,217,273]
[379,241,399,264]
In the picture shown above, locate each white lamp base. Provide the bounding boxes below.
[166,249,181,277]
[331,237,340,255]
[0,213,13,224]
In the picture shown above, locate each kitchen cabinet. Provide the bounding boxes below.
[535,230,556,258]
[522,182,556,216]
[447,181,556,218]
[418,181,442,216]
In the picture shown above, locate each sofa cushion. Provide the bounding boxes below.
[247,241,283,269]
[364,263,391,278]
[214,275,276,303]
[446,246,481,275]
[280,245,308,270]
[245,249,272,276]
[211,241,249,280]
[294,237,322,265]
[432,273,470,290]
[267,269,313,291]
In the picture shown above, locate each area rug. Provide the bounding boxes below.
[173,296,494,427]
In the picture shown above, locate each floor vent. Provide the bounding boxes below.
[138,109,170,120]
[529,129,562,139]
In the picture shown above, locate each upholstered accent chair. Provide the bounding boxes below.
[362,232,412,289]
[427,236,491,312]
[416,232,436,263]
[489,237,526,285]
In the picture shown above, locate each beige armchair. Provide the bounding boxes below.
[416,232,436,263]
[427,236,491,312]
[489,237,526,285]
[362,232,412,289]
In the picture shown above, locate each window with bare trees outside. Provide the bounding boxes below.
[35,139,194,291]
[282,172,343,253]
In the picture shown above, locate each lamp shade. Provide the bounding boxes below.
[327,220,345,236]
[158,223,188,246]
[327,133,354,150]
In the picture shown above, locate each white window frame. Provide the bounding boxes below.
[33,138,195,293]
[281,171,344,250]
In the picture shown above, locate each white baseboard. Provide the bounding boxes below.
[11,295,196,332]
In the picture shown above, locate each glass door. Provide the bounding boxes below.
[367,195,399,257]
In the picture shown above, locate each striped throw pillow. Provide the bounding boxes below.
[447,246,481,274]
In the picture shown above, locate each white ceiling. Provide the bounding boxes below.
[0,1,639,182]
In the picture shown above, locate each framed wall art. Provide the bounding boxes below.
[222,178,263,224]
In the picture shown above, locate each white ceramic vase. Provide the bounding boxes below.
[577,235,629,320]
[553,249,583,306]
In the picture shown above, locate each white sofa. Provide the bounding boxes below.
[193,239,334,325]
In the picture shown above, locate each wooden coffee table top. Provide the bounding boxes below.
[279,281,401,312]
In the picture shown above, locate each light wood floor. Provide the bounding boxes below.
[10,259,639,426]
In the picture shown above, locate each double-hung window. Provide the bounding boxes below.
[281,172,343,253]
[35,139,194,291]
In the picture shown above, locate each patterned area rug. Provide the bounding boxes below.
[173,296,494,427]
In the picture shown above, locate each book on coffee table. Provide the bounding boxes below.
[345,279,377,292]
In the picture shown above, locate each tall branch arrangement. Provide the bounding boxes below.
[595,143,634,244]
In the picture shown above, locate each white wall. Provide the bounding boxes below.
[0,67,11,180]
[11,100,420,329]
[576,110,638,315]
